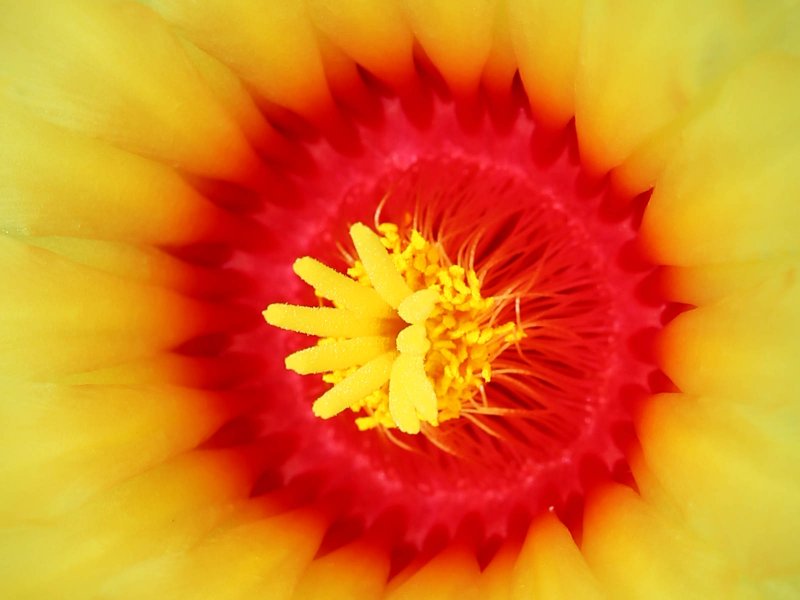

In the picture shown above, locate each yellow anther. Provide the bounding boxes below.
[453,277,469,295]
[410,230,426,249]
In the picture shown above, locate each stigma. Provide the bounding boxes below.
[263,220,523,435]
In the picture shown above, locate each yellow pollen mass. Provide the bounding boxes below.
[396,324,430,355]
[263,220,524,435]
[398,288,438,324]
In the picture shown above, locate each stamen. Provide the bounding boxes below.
[264,220,524,437]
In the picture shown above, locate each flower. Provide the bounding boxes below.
[1,0,799,598]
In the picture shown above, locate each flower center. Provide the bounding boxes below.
[201,78,665,564]
[264,219,524,436]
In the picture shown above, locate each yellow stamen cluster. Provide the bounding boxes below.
[264,221,523,435]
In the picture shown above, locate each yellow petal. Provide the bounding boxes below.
[292,539,390,600]
[511,513,603,599]
[61,354,245,388]
[306,0,415,89]
[314,33,374,112]
[0,0,259,180]
[507,0,583,129]
[0,382,234,521]
[0,238,233,379]
[575,0,798,175]
[616,7,800,196]
[178,39,286,154]
[201,511,324,600]
[481,0,517,96]
[24,237,210,295]
[476,543,516,599]
[149,0,334,120]
[387,547,481,600]
[626,445,684,524]
[0,102,231,245]
[638,394,800,574]
[402,0,497,96]
[660,272,800,405]
[582,484,735,599]
[114,510,325,600]
[0,449,257,597]
[641,55,800,265]
[661,258,800,306]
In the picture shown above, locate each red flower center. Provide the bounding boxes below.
[181,66,670,572]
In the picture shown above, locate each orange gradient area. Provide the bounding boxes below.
[1,0,799,598]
